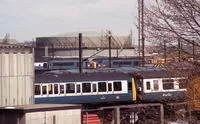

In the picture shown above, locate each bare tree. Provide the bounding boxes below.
[144,0,200,58]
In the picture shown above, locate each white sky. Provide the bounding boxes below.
[0,0,138,42]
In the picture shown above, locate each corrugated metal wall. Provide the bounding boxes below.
[0,49,34,107]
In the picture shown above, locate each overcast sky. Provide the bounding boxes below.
[0,0,138,42]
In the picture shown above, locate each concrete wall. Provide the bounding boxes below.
[25,109,81,124]
[0,47,34,107]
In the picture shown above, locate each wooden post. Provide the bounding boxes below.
[160,104,164,124]
[115,107,120,124]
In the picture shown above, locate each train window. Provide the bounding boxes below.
[153,80,159,91]
[82,83,91,93]
[92,84,97,92]
[98,82,106,92]
[63,62,74,66]
[179,79,187,89]
[42,85,47,95]
[108,83,112,91]
[134,61,139,66]
[113,62,121,66]
[34,85,41,95]
[114,81,122,91]
[122,61,132,65]
[43,63,48,69]
[146,81,151,90]
[48,84,53,94]
[54,84,59,94]
[76,84,81,93]
[66,83,75,93]
[76,62,79,67]
[53,63,61,66]
[162,79,174,90]
[60,84,65,94]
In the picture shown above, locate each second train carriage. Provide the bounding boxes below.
[134,70,187,102]
[34,72,137,104]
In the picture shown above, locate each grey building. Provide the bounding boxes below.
[0,43,34,107]
[35,31,137,61]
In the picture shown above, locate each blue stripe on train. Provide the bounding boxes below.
[35,93,133,104]
[143,91,186,102]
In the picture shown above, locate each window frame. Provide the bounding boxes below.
[162,79,174,90]
[98,82,107,93]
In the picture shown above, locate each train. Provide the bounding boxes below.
[34,70,187,105]
[34,57,141,71]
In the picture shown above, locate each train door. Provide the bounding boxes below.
[53,84,59,95]
[59,83,65,95]
[134,76,144,101]
[107,81,113,94]
[47,84,53,96]
[76,82,82,95]
[92,82,98,95]
[41,84,48,97]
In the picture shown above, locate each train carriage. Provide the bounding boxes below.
[34,69,188,105]
[34,72,137,104]
[134,71,187,102]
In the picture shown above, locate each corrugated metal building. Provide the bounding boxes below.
[0,104,81,124]
[36,31,132,48]
[0,43,34,107]
[35,31,137,61]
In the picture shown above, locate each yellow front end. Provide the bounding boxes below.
[132,78,137,101]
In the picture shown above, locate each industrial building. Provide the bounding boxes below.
[35,31,137,62]
[0,43,34,107]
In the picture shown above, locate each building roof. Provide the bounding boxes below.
[0,42,31,49]
[0,104,81,113]
[39,31,130,38]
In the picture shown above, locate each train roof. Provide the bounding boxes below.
[35,72,132,83]
[135,70,186,79]
[44,67,165,74]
